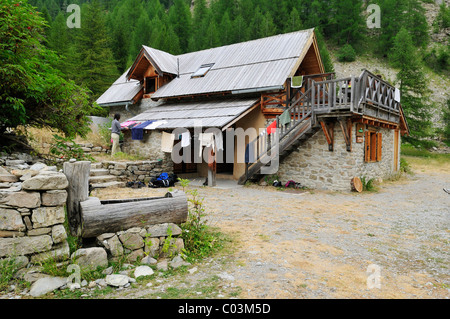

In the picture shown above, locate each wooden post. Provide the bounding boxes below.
[63,160,91,236]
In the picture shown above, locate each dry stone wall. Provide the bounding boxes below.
[0,156,70,266]
[98,159,173,183]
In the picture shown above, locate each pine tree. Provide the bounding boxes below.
[74,1,119,99]
[285,7,303,33]
[332,0,365,46]
[128,11,152,65]
[168,0,192,52]
[390,28,432,140]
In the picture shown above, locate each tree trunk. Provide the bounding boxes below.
[79,190,188,238]
[63,160,91,236]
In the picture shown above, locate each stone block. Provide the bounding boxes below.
[0,208,25,231]
[41,190,67,206]
[0,235,52,258]
[51,224,67,244]
[119,232,144,250]
[71,247,108,271]
[0,191,41,209]
[145,223,182,238]
[22,173,68,191]
[31,206,65,228]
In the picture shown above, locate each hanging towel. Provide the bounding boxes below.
[213,131,223,151]
[245,142,255,164]
[267,121,277,134]
[120,120,136,128]
[131,121,154,140]
[181,131,191,147]
[279,109,291,126]
[145,120,168,130]
[200,133,214,147]
[161,132,175,153]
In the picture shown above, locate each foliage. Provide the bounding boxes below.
[423,45,450,75]
[0,257,22,291]
[443,99,450,143]
[178,178,224,263]
[337,44,357,62]
[390,28,433,141]
[399,158,412,175]
[49,134,94,162]
[360,176,377,192]
[433,2,450,32]
[0,0,97,138]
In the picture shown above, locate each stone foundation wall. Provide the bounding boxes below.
[95,223,185,263]
[278,123,399,191]
[0,159,70,265]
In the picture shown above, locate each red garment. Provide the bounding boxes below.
[267,121,277,134]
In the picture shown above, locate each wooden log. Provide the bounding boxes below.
[63,160,91,236]
[79,190,188,238]
[351,177,363,193]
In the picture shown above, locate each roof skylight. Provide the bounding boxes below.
[191,63,214,78]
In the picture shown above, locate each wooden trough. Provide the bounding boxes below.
[79,191,188,238]
[63,161,188,238]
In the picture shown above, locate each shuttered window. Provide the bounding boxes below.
[365,131,382,162]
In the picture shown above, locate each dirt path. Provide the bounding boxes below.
[105,167,449,299]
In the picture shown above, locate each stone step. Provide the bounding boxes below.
[90,162,103,169]
[90,181,126,189]
[90,169,110,177]
[89,175,118,184]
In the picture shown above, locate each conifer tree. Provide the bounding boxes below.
[390,28,432,140]
[74,1,119,99]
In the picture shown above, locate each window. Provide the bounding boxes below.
[191,63,214,78]
[365,130,382,162]
[145,77,157,94]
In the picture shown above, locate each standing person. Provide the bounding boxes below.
[111,113,121,156]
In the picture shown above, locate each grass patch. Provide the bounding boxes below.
[401,144,450,173]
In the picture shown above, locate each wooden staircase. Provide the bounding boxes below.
[238,69,402,185]
[238,85,319,185]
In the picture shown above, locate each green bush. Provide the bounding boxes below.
[178,178,226,263]
[337,44,357,62]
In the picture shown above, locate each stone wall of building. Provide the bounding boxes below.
[278,123,399,192]
[0,158,70,265]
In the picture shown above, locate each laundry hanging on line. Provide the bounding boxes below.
[161,131,175,153]
[120,120,137,129]
[131,121,154,140]
[144,120,168,130]
[181,131,191,148]
[267,120,277,134]
[279,109,291,126]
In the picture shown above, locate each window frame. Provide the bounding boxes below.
[365,130,382,162]
[191,63,214,78]
[145,76,157,94]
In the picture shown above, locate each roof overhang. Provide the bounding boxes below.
[126,98,260,130]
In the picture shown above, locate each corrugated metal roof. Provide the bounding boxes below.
[96,68,142,106]
[152,28,314,99]
[98,28,315,105]
[142,46,178,75]
[127,98,258,129]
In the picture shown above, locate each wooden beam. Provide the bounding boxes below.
[320,121,334,151]
[338,118,352,152]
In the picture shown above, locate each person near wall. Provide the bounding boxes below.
[111,113,122,156]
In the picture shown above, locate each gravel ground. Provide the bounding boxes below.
[107,163,449,299]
